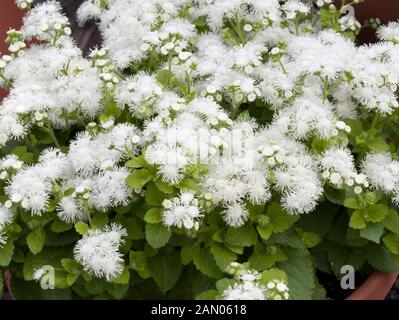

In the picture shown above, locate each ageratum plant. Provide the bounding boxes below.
[0,0,399,300]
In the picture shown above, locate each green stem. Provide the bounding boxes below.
[46,125,61,148]
[278,58,287,75]
[0,74,12,87]
[83,201,93,227]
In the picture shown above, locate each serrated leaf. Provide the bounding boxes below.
[75,221,89,235]
[61,258,81,275]
[383,210,399,234]
[51,219,72,233]
[278,247,315,300]
[154,179,174,194]
[176,178,200,191]
[383,233,399,255]
[364,204,389,223]
[129,251,151,279]
[359,223,384,243]
[249,243,286,271]
[366,243,399,272]
[125,169,153,190]
[125,156,147,169]
[259,268,287,285]
[148,248,182,292]
[349,210,366,229]
[181,240,201,265]
[145,182,167,206]
[144,208,163,224]
[257,225,273,240]
[224,224,258,247]
[112,267,130,285]
[145,223,171,249]
[91,212,109,228]
[268,228,305,249]
[268,202,299,233]
[209,244,237,272]
[193,247,223,279]
[27,229,46,255]
[0,241,14,266]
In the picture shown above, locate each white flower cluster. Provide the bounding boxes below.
[162,191,202,230]
[3,0,399,281]
[5,124,141,221]
[361,153,399,204]
[73,224,127,281]
[0,204,13,246]
[223,263,289,300]
[320,147,369,194]
[0,2,102,146]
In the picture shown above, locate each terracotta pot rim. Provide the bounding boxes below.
[345,271,399,300]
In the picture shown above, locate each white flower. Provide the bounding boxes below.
[73,224,127,281]
[162,191,202,229]
[222,204,249,228]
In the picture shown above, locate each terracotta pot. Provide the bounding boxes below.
[346,272,399,300]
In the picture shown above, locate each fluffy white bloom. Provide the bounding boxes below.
[377,21,399,43]
[162,191,202,229]
[0,205,13,229]
[74,224,127,281]
[224,282,266,300]
[361,153,399,203]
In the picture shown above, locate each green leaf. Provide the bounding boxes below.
[224,224,258,247]
[0,241,14,266]
[27,229,46,255]
[181,240,201,265]
[324,186,345,205]
[23,247,72,281]
[366,243,399,272]
[364,204,389,223]
[61,258,81,275]
[196,290,218,300]
[259,268,287,285]
[383,233,399,255]
[112,267,130,285]
[145,182,167,206]
[268,202,299,233]
[193,247,223,279]
[154,179,174,194]
[366,136,390,152]
[129,251,151,279]
[349,210,366,229]
[145,223,171,249]
[91,212,109,228]
[156,69,175,87]
[296,228,321,248]
[125,156,147,169]
[249,243,286,271]
[209,243,237,272]
[124,217,145,240]
[344,197,362,210]
[144,207,163,224]
[51,219,72,233]
[327,244,366,275]
[383,210,399,234]
[257,225,273,240]
[278,247,315,300]
[359,223,385,243]
[126,169,153,190]
[268,228,305,249]
[148,248,182,292]
[75,221,89,235]
[176,178,200,191]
